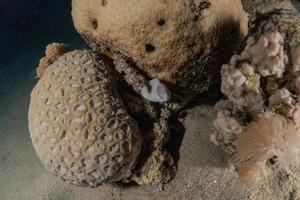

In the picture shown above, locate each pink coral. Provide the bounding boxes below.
[242,32,288,77]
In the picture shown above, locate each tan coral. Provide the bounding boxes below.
[72,0,248,83]
[36,43,69,78]
[28,50,142,187]
[235,114,300,186]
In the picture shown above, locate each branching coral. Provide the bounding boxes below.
[221,59,264,111]
[213,25,300,185]
[243,31,288,77]
[235,114,300,186]
[219,30,299,113]
[220,31,289,112]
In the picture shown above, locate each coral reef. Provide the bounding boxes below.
[29,44,176,187]
[29,49,142,187]
[72,0,248,105]
[212,11,300,185]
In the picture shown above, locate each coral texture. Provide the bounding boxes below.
[235,114,300,186]
[72,0,248,85]
[214,29,300,151]
[28,50,142,187]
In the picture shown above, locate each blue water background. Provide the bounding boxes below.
[0,0,86,116]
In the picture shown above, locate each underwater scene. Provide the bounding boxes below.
[1,0,300,200]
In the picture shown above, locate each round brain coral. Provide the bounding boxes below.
[72,0,248,98]
[28,49,142,187]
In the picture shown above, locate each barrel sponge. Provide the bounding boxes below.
[28,50,142,187]
[72,0,248,83]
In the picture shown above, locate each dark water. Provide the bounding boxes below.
[0,0,86,116]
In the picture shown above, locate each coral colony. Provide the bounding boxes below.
[213,26,300,185]
[29,46,142,186]
[29,0,300,188]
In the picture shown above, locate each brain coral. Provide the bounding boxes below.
[28,50,142,187]
[72,0,248,85]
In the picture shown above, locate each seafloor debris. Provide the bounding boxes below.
[213,10,300,186]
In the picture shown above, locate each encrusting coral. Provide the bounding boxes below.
[212,10,300,186]
[29,48,142,187]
